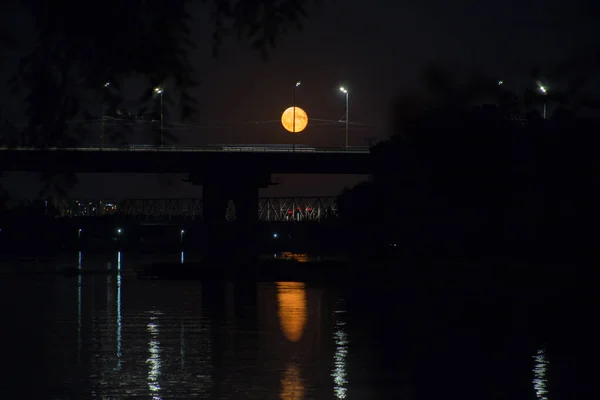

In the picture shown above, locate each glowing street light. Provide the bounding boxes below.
[339,87,349,149]
[101,81,110,149]
[154,87,164,146]
[539,85,548,119]
[180,229,185,244]
[293,81,301,152]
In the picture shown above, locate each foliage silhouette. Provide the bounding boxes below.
[340,65,600,261]
[3,0,317,197]
[0,0,19,50]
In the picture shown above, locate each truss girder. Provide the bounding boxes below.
[116,197,338,222]
[116,198,203,221]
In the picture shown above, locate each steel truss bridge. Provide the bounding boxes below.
[116,197,338,222]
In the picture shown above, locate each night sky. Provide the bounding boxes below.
[0,0,597,202]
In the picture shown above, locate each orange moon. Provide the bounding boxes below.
[281,106,308,133]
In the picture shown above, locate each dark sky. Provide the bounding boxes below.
[0,0,597,202]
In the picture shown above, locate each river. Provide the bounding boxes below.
[1,252,597,399]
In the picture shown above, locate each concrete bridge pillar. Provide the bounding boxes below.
[194,172,272,263]
[202,184,229,224]
[202,183,261,224]
[232,185,259,225]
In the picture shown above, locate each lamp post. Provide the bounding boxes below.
[339,87,349,149]
[539,85,547,119]
[293,81,301,152]
[154,87,164,146]
[101,81,110,149]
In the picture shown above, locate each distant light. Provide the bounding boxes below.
[181,229,185,234]
[498,80,503,86]
[339,86,348,93]
[79,228,82,232]
[104,81,110,88]
[295,81,301,87]
[154,87,163,94]
[539,85,547,94]
[273,232,278,239]
[117,228,122,234]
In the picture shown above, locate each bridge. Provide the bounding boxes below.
[0,145,372,174]
[1,145,368,233]
[116,197,338,222]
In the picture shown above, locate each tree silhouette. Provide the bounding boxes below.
[3,0,317,197]
[0,28,17,51]
[389,64,505,138]
[10,0,317,146]
[0,0,19,51]
[528,23,600,117]
[341,63,600,260]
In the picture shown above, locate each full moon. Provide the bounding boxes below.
[281,106,308,133]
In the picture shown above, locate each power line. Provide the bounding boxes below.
[12,116,379,131]
[168,120,281,129]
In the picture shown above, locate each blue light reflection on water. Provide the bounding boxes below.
[116,252,122,371]
[180,321,185,369]
[533,347,549,400]
[77,251,82,363]
[147,312,162,399]
[332,299,348,399]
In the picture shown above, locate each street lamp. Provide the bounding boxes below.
[339,87,349,149]
[180,229,185,244]
[539,85,548,119]
[293,81,301,152]
[154,87,164,146]
[101,81,110,149]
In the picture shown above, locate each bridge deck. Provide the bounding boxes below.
[0,146,372,174]
[1,145,370,153]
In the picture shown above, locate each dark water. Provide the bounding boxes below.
[1,252,598,399]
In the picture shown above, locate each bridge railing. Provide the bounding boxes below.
[116,197,339,222]
[0,145,370,154]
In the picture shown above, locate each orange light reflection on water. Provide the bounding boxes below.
[280,363,304,400]
[276,282,308,343]
[276,252,310,262]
